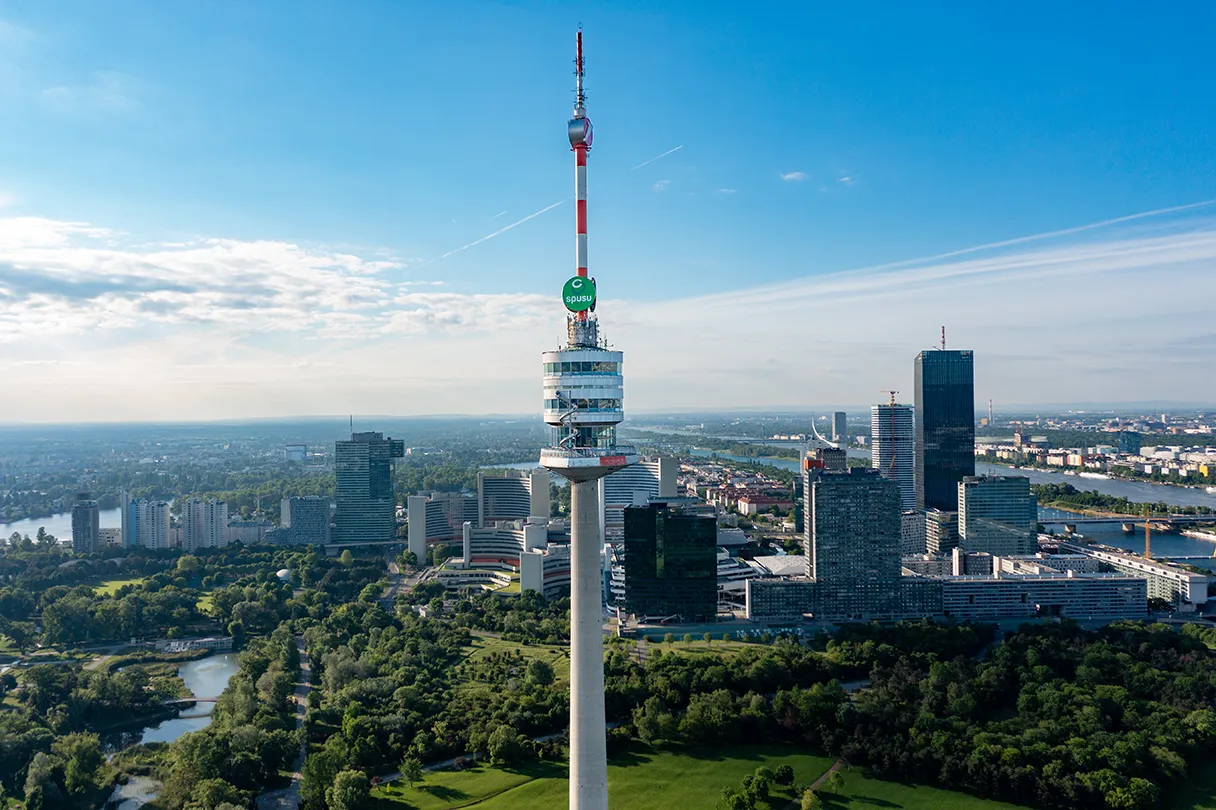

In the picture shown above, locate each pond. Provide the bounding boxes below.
[104,652,239,749]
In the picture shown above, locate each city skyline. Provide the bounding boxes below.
[3,4,1216,422]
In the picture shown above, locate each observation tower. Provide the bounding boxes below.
[539,30,637,810]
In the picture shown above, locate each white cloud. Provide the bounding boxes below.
[715,188,737,195]
[42,71,140,112]
[780,171,807,182]
[1,206,1215,421]
[652,180,671,192]
[838,176,854,185]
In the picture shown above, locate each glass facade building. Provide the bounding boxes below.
[622,502,718,622]
[914,349,975,511]
[334,432,405,545]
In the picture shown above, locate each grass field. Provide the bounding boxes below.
[643,638,759,657]
[459,634,571,690]
[1169,760,1216,810]
[196,591,216,614]
[371,746,1033,810]
[96,577,147,595]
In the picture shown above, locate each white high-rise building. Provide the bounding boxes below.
[132,500,171,550]
[871,403,916,511]
[182,499,229,552]
[599,456,678,542]
[478,468,550,526]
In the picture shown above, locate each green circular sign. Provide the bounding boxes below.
[562,276,596,312]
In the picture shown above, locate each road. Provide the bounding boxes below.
[257,636,311,810]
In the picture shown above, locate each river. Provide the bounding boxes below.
[104,652,239,809]
[1,507,123,540]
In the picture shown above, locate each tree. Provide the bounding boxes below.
[664,633,675,644]
[186,778,249,810]
[774,764,795,785]
[400,756,423,788]
[526,658,555,686]
[683,633,694,643]
[488,726,526,766]
[722,632,732,642]
[326,769,370,810]
[53,733,102,796]
[801,789,824,810]
[827,770,845,793]
[704,632,713,644]
[339,549,354,566]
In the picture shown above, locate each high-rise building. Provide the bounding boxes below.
[284,444,308,462]
[182,499,229,552]
[123,498,170,550]
[1117,431,1142,455]
[806,467,902,620]
[805,445,848,472]
[478,468,550,526]
[958,475,1037,556]
[71,493,100,555]
[914,349,975,510]
[924,508,959,555]
[871,403,916,510]
[600,456,678,541]
[622,501,717,622]
[406,492,479,560]
[333,431,405,545]
[281,496,331,545]
[832,411,848,443]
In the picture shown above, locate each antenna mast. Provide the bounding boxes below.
[940,325,946,351]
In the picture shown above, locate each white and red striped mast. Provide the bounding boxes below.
[568,30,594,321]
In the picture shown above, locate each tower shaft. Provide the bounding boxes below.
[569,479,608,809]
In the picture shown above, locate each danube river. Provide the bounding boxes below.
[1,507,123,540]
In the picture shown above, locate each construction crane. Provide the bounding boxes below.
[880,390,899,470]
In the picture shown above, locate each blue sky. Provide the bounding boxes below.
[1,2,1215,420]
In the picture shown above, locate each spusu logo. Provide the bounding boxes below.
[562,276,597,312]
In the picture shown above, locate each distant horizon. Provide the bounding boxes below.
[0,403,1212,429]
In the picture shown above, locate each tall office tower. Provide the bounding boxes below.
[71,493,100,555]
[958,475,1037,556]
[914,347,975,510]
[806,468,902,620]
[334,431,405,545]
[871,403,916,510]
[600,456,678,541]
[622,502,717,622]
[120,490,134,547]
[131,500,171,549]
[832,411,848,443]
[478,468,550,526]
[538,31,637,810]
[182,499,229,552]
[281,496,331,545]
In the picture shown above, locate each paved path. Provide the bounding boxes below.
[807,759,845,792]
[257,637,311,810]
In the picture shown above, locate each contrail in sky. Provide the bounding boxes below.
[492,210,509,219]
[435,201,564,261]
[855,198,1216,276]
[631,145,683,171]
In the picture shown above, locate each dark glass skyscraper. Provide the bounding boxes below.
[334,431,405,545]
[914,349,975,511]
[622,502,717,622]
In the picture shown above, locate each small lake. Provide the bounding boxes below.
[104,653,239,750]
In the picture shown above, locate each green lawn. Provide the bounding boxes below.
[1169,759,1216,810]
[373,746,832,810]
[820,767,1029,809]
[460,634,571,688]
[196,591,216,614]
[645,638,759,657]
[372,747,1032,810]
[96,577,147,595]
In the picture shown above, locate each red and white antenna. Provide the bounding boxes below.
[568,30,594,320]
